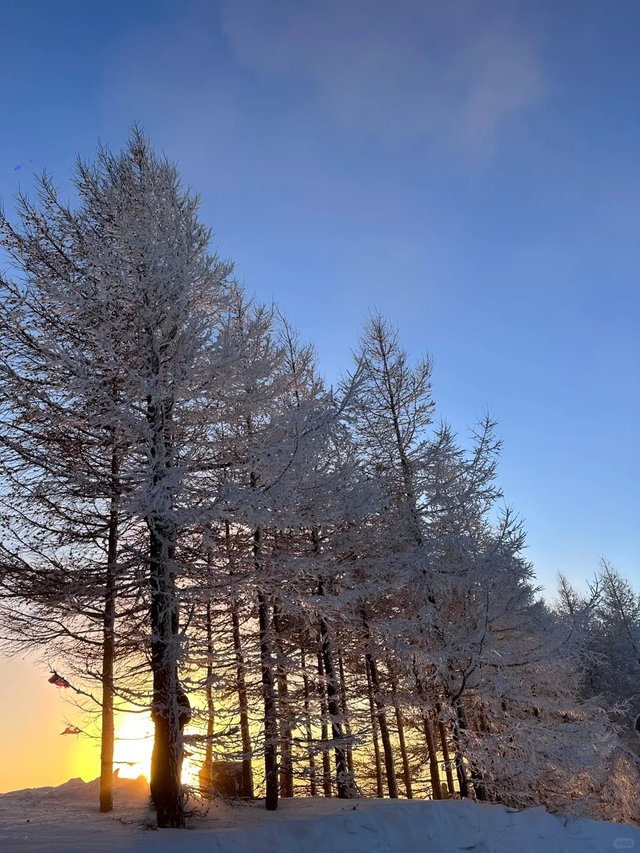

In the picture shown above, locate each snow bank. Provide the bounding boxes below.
[1,778,637,852]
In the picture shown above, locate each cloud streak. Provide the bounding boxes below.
[219,0,544,162]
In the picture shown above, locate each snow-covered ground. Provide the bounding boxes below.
[0,775,637,852]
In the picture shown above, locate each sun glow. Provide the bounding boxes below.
[112,712,199,787]
[113,712,153,780]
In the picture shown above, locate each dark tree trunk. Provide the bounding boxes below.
[273,604,294,798]
[316,649,332,797]
[451,703,470,799]
[412,667,442,799]
[456,701,486,801]
[338,650,355,782]
[301,649,317,796]
[422,713,442,800]
[365,656,384,798]
[148,518,185,828]
[312,528,353,796]
[258,579,279,810]
[202,596,215,790]
[99,451,119,813]
[320,615,355,798]
[226,520,253,798]
[146,387,185,829]
[315,560,355,799]
[436,702,456,797]
[365,651,398,798]
[388,665,412,799]
[230,596,254,798]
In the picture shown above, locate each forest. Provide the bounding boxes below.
[0,131,638,829]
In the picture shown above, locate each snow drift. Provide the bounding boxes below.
[1,777,638,853]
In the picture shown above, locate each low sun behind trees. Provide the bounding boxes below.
[0,131,638,828]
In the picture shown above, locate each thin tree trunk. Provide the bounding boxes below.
[319,615,355,798]
[412,666,442,800]
[316,649,332,797]
[273,604,294,798]
[456,701,486,801]
[365,650,398,798]
[388,665,412,799]
[202,596,215,791]
[422,713,442,800]
[301,649,317,796]
[312,528,355,798]
[230,597,253,797]
[258,579,278,810]
[436,702,455,797]
[337,650,355,782]
[226,520,253,798]
[450,702,470,799]
[365,656,384,798]
[99,449,119,813]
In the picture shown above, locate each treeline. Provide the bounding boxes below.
[0,132,637,828]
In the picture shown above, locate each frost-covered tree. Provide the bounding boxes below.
[557,561,640,741]
[0,130,233,827]
[0,168,142,813]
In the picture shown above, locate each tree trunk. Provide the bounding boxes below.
[338,650,355,782]
[230,596,253,798]
[202,596,215,791]
[148,518,184,828]
[99,452,119,813]
[436,702,455,797]
[319,615,355,798]
[450,703,470,799]
[388,666,412,799]
[227,520,253,798]
[365,651,398,798]
[316,649,332,797]
[456,701,486,801]
[365,656,384,798]
[258,579,279,810]
[273,604,294,798]
[146,389,184,829]
[301,649,317,796]
[422,713,442,800]
[412,666,442,800]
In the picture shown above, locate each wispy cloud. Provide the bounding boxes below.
[219,0,545,162]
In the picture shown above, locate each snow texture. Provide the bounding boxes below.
[0,776,637,852]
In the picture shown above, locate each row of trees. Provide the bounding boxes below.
[0,132,637,828]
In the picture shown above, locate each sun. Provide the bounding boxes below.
[113,712,154,780]
[113,712,199,787]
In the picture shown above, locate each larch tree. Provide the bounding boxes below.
[0,130,233,827]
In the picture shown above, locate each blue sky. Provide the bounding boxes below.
[1,0,638,595]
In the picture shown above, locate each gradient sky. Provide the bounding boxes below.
[0,0,638,791]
